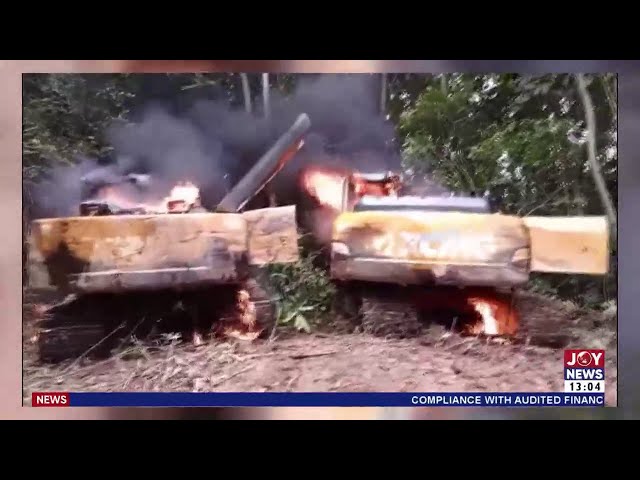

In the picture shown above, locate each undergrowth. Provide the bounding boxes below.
[529,269,617,311]
[266,249,336,333]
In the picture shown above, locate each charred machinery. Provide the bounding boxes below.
[302,168,610,338]
[27,114,311,362]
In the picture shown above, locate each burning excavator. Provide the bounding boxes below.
[300,166,610,339]
[27,108,611,361]
[27,114,312,362]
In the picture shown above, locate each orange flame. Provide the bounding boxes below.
[94,180,202,214]
[300,166,401,211]
[163,181,201,213]
[351,172,401,197]
[415,287,519,336]
[215,289,263,342]
[300,166,349,211]
[466,296,518,336]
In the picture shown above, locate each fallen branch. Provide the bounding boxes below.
[518,185,566,216]
[59,323,126,375]
[268,320,278,342]
[232,352,280,361]
[210,365,254,388]
[285,373,301,390]
[289,350,339,360]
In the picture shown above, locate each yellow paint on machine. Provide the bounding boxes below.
[333,211,528,266]
[28,205,300,275]
[523,216,610,275]
[333,210,610,275]
[30,213,248,272]
[334,210,525,234]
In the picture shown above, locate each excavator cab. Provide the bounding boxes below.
[338,171,403,212]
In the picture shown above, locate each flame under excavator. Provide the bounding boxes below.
[300,166,610,338]
[27,114,312,362]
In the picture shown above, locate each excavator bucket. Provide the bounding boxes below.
[523,215,610,275]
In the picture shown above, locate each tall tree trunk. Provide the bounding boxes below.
[262,73,270,119]
[601,73,617,120]
[575,74,617,244]
[440,74,448,95]
[261,73,275,206]
[380,73,387,115]
[240,73,252,113]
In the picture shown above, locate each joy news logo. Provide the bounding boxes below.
[564,349,605,393]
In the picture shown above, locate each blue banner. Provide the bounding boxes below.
[68,392,606,407]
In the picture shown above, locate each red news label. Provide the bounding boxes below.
[31,392,70,407]
[564,349,605,368]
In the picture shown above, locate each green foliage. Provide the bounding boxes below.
[22,73,302,186]
[266,251,336,333]
[23,74,135,182]
[399,75,501,193]
[469,117,581,214]
[399,73,617,307]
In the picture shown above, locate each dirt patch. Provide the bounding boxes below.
[22,290,618,406]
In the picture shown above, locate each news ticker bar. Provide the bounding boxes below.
[32,392,606,408]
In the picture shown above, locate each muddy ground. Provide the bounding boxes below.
[22,290,618,406]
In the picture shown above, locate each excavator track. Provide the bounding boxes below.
[510,290,576,348]
[38,323,110,363]
[35,271,280,363]
[213,269,279,341]
[242,270,277,332]
[359,288,422,339]
[36,296,114,363]
[347,284,524,340]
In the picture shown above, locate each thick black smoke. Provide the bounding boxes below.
[30,74,405,217]
[28,156,104,219]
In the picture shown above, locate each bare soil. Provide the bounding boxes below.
[22,290,618,406]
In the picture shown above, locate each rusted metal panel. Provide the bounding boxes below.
[333,210,529,261]
[242,205,300,266]
[330,257,529,288]
[27,212,248,292]
[330,210,531,288]
[26,235,55,290]
[71,265,238,293]
[330,210,611,286]
[523,216,610,275]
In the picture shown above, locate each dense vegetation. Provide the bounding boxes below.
[23,73,617,323]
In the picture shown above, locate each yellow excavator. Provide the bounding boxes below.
[26,114,311,362]
[324,172,610,338]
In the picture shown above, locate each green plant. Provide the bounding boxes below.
[266,250,336,333]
